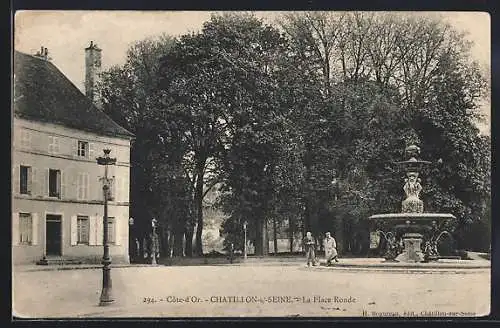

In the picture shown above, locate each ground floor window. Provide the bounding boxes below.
[19,213,32,245]
[77,216,90,244]
[107,217,115,244]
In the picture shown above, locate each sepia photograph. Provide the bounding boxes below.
[12,10,491,318]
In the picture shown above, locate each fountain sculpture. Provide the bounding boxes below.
[369,144,457,263]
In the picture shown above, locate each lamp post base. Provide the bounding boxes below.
[99,288,115,306]
[99,259,114,306]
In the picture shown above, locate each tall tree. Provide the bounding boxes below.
[98,35,192,256]
[158,13,290,255]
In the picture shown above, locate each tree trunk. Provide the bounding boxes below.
[304,199,311,234]
[160,226,168,259]
[184,223,194,257]
[273,217,278,254]
[194,160,205,256]
[264,218,269,255]
[172,224,184,257]
[254,216,269,256]
[334,216,344,256]
[254,217,263,256]
[289,217,294,253]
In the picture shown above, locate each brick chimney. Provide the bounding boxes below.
[84,41,102,106]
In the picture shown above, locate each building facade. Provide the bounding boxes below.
[12,44,133,265]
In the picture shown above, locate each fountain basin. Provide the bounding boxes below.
[369,213,457,263]
[369,213,456,222]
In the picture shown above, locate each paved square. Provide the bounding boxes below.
[13,264,490,318]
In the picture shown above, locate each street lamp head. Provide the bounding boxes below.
[96,150,117,166]
[129,217,134,225]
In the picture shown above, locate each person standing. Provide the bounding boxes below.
[324,232,339,266]
[303,231,317,267]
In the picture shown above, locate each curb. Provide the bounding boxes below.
[16,264,157,272]
[308,264,490,274]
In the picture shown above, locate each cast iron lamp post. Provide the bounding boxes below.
[151,218,158,265]
[128,217,134,263]
[243,221,248,260]
[97,149,116,306]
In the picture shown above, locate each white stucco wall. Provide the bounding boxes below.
[12,118,131,265]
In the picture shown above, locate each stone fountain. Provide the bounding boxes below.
[369,144,457,263]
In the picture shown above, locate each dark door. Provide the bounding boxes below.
[46,215,62,256]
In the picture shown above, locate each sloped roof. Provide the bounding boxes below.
[13,51,134,139]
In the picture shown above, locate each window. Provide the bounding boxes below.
[48,136,59,154]
[77,172,89,200]
[19,213,32,245]
[77,216,90,244]
[20,165,31,195]
[78,141,89,157]
[107,217,115,244]
[49,169,61,198]
[20,130,31,148]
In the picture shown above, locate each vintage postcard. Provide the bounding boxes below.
[12,10,491,318]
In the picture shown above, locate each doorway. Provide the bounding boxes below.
[46,214,62,256]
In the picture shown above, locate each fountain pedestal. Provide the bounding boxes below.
[395,233,425,262]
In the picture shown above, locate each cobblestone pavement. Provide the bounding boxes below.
[12,264,490,318]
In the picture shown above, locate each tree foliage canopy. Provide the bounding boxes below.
[98,12,491,256]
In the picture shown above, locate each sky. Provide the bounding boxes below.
[13,11,491,135]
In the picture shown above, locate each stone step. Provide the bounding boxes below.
[36,257,84,266]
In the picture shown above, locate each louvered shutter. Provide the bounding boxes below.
[13,165,20,194]
[124,177,130,202]
[12,212,19,246]
[31,167,38,196]
[59,170,65,199]
[115,217,121,245]
[89,216,97,245]
[70,215,78,246]
[96,216,104,246]
[31,213,39,245]
[44,169,49,196]
[72,139,78,157]
[89,142,95,160]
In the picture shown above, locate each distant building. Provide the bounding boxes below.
[12,43,134,265]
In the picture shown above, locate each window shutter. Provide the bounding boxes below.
[60,170,65,199]
[31,213,39,245]
[72,139,78,157]
[89,216,97,245]
[96,216,104,246]
[31,167,38,196]
[13,165,20,194]
[45,169,49,196]
[124,178,130,202]
[94,175,101,201]
[70,215,78,246]
[76,173,81,200]
[12,212,19,246]
[85,173,90,200]
[89,142,95,160]
[115,217,121,246]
